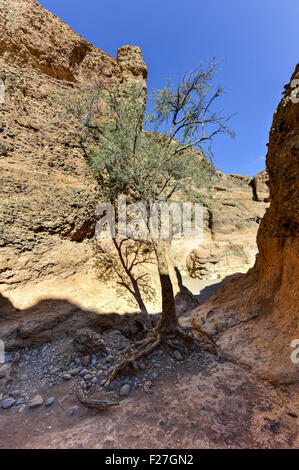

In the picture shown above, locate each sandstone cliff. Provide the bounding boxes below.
[0,0,268,317]
[0,0,147,312]
[0,0,297,450]
[191,64,299,385]
[253,169,270,202]
[181,171,269,280]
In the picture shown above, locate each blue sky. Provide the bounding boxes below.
[40,0,298,177]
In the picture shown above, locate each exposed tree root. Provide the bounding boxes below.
[74,318,219,406]
[104,333,161,386]
[77,391,119,410]
[135,335,157,347]
[101,323,219,388]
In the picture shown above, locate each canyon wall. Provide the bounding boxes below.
[191,64,299,384]
[0,0,148,313]
[178,171,269,280]
[0,0,269,317]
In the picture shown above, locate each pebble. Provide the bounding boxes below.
[144,381,152,393]
[45,397,55,407]
[111,380,121,389]
[174,350,183,361]
[119,384,131,397]
[91,377,98,385]
[69,406,78,416]
[29,395,43,408]
[1,398,16,409]
[16,398,26,405]
[0,364,10,378]
[61,374,72,381]
[69,368,80,376]
[81,355,91,367]
[9,390,21,398]
[5,353,13,363]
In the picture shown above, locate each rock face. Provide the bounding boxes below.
[253,170,270,202]
[191,64,299,384]
[0,0,147,311]
[0,0,147,86]
[0,0,270,323]
[178,171,269,279]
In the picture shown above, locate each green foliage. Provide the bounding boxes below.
[61,61,234,316]
[146,60,234,153]
[64,61,234,208]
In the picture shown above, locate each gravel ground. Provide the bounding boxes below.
[0,328,213,411]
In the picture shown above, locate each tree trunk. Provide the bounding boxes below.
[153,238,178,334]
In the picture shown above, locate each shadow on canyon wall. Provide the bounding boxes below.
[0,292,152,351]
[0,272,238,351]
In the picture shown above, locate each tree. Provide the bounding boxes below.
[65,59,234,382]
